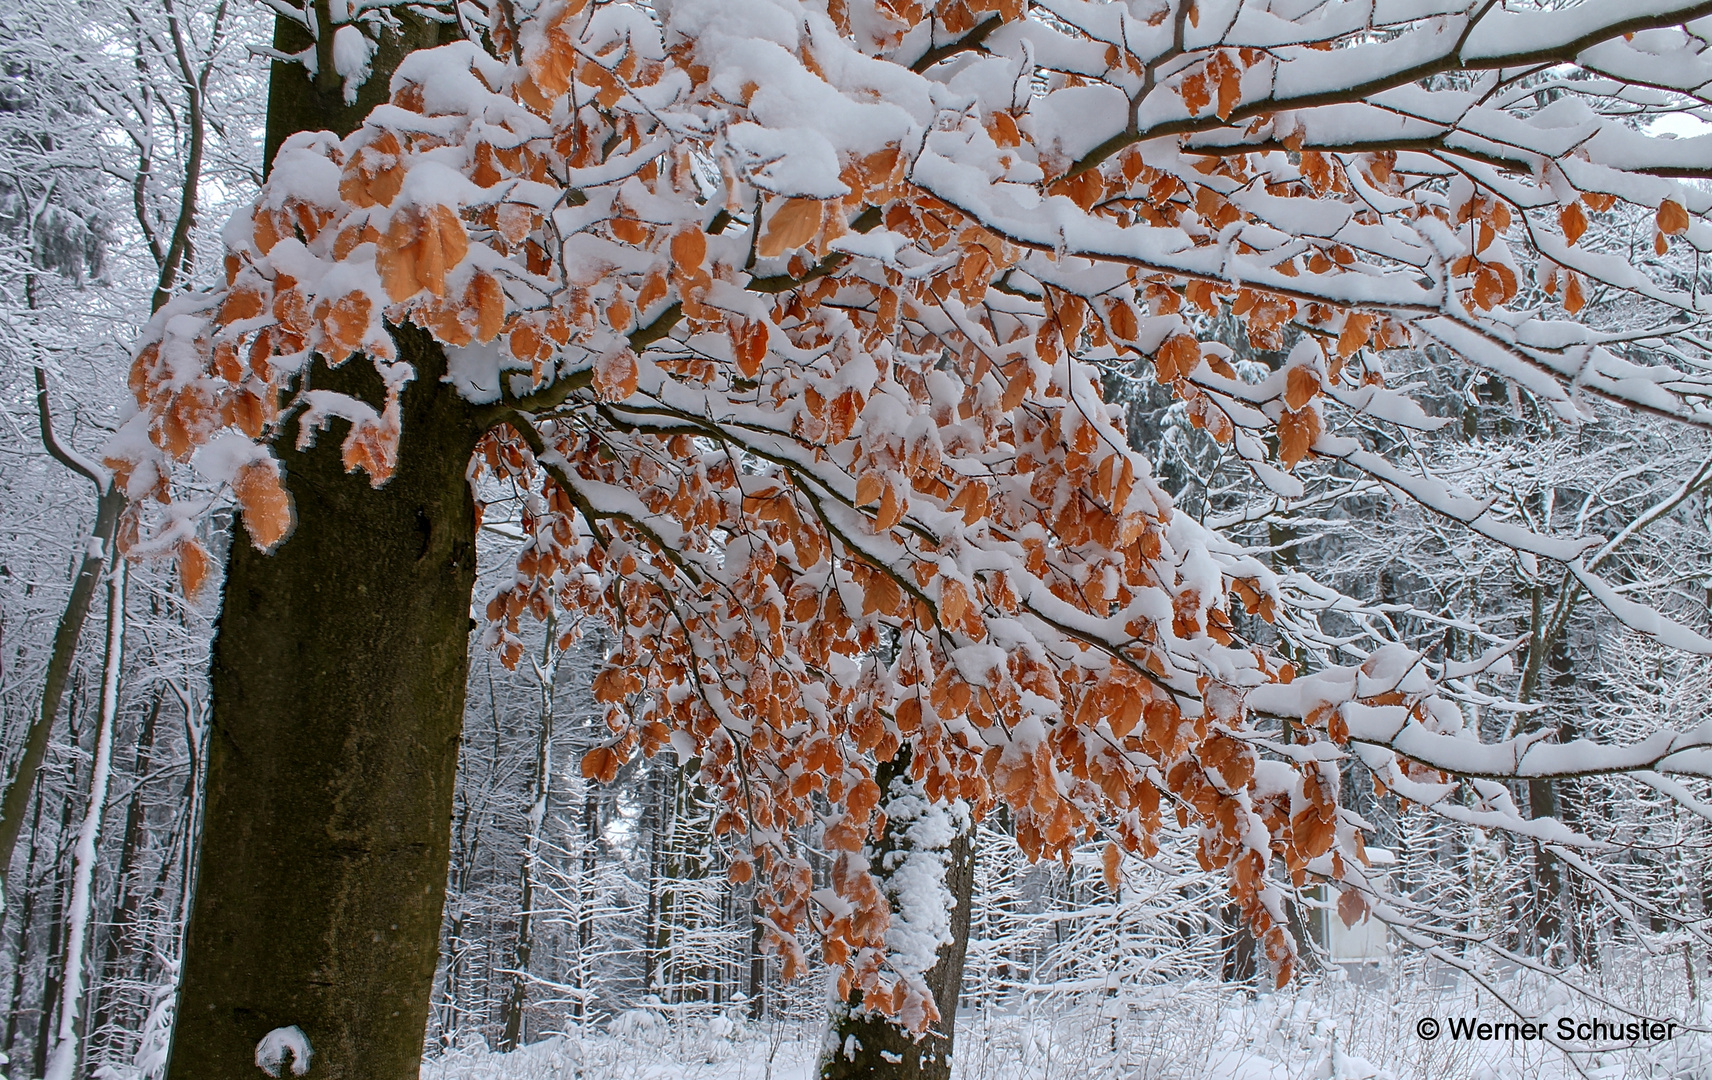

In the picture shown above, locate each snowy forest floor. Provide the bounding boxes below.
[419,959,1712,1080]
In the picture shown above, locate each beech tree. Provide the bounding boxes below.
[107,0,1712,1076]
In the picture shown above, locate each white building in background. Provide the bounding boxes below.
[1323,847,1394,964]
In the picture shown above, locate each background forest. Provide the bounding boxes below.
[2,2,1711,1079]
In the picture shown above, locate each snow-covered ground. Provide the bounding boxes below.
[421,960,1712,1080]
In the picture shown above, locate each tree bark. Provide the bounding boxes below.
[89,690,163,1055]
[262,12,446,176]
[164,325,481,1079]
[164,11,475,1076]
[822,750,976,1080]
[2,779,46,1059]
[496,640,557,1052]
[36,755,79,1080]
[44,558,126,1080]
[747,890,767,1020]
[0,465,120,883]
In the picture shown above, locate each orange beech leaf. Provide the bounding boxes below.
[671,226,707,272]
[759,198,823,257]
[734,318,769,377]
[1337,312,1374,357]
[580,746,618,782]
[1155,333,1201,382]
[378,205,469,301]
[343,413,400,485]
[610,217,650,245]
[1299,151,1335,194]
[874,479,905,531]
[855,471,884,507]
[1184,279,1224,314]
[233,461,293,551]
[212,342,242,383]
[1101,840,1123,891]
[1000,359,1035,409]
[1559,201,1587,245]
[315,292,373,364]
[252,209,282,254]
[592,348,640,400]
[1658,198,1690,236]
[178,539,211,599]
[636,270,669,313]
[1180,69,1210,116]
[1564,271,1586,314]
[1277,407,1320,468]
[1106,298,1139,342]
[605,296,634,334]
[219,286,265,326]
[1209,49,1241,120]
[230,390,269,439]
[1284,365,1319,410]
[859,568,902,616]
[467,273,506,343]
[340,131,406,208]
[1470,265,1504,310]
[1337,887,1369,928]
[333,221,381,260]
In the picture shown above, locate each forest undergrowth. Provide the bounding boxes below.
[418,946,1712,1080]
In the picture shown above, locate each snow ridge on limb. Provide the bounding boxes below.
[108,0,1712,1023]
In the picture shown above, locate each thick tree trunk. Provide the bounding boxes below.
[165,325,481,1079]
[262,11,446,174]
[822,751,976,1080]
[165,13,475,1077]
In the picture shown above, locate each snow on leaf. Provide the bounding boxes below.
[233,460,294,551]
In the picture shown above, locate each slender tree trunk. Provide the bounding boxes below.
[44,559,125,1080]
[438,777,474,1047]
[747,890,767,1020]
[822,750,976,1080]
[574,783,597,1023]
[642,763,670,999]
[2,781,47,1058]
[36,761,78,1080]
[497,643,557,1052]
[165,324,481,1078]
[1519,582,1565,959]
[89,689,163,1055]
[0,479,119,884]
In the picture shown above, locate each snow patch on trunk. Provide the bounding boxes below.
[875,773,969,1016]
[255,1026,313,1077]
